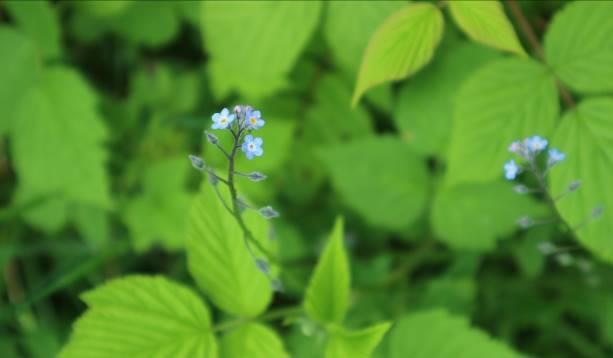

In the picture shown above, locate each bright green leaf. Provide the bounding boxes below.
[0,27,39,135]
[124,157,191,252]
[446,59,558,185]
[12,67,111,232]
[388,309,521,358]
[202,1,321,98]
[432,182,547,251]
[352,3,444,105]
[544,1,613,93]
[394,39,500,157]
[220,323,288,358]
[325,322,391,358]
[550,97,613,262]
[304,217,350,325]
[5,0,62,59]
[448,1,525,56]
[60,276,217,358]
[320,137,428,231]
[186,183,273,317]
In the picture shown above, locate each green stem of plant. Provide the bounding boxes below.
[212,305,303,333]
[226,127,277,264]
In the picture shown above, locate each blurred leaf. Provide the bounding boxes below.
[393,39,499,157]
[352,3,444,105]
[220,323,288,358]
[448,1,525,56]
[108,1,180,47]
[513,225,551,279]
[0,27,39,135]
[432,181,546,251]
[320,136,428,231]
[325,322,391,358]
[22,324,61,358]
[420,277,475,315]
[544,1,613,93]
[73,204,110,247]
[60,276,217,357]
[303,74,373,145]
[124,157,191,251]
[387,309,521,357]
[75,0,131,17]
[201,1,321,99]
[446,59,558,185]
[551,97,613,262]
[5,0,62,59]
[12,67,111,232]
[305,217,350,325]
[186,183,273,317]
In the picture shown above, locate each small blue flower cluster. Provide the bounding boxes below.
[504,135,565,180]
[211,106,265,160]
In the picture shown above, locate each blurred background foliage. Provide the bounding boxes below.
[1,1,613,357]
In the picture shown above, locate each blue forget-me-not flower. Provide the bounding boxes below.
[245,108,265,130]
[242,134,264,160]
[211,108,235,129]
[504,159,520,180]
[548,148,565,166]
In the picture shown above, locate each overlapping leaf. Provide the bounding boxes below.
[61,276,217,357]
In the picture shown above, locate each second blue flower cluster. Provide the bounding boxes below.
[504,135,565,180]
[211,106,265,160]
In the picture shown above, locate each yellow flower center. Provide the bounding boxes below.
[250,117,257,124]
[220,117,227,124]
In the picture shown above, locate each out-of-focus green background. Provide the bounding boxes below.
[2,1,613,357]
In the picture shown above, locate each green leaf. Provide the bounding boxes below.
[0,27,39,135]
[11,67,111,232]
[324,1,404,76]
[448,1,525,56]
[393,39,500,157]
[446,59,559,185]
[544,1,613,93]
[320,136,428,231]
[201,1,321,98]
[108,1,180,47]
[220,323,288,358]
[352,3,444,105]
[186,183,273,317]
[431,182,546,251]
[550,97,613,262]
[60,275,217,358]
[304,217,350,325]
[124,157,191,252]
[5,0,62,59]
[324,1,403,112]
[303,74,373,145]
[325,322,391,358]
[388,309,521,358]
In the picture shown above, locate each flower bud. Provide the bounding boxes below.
[205,131,218,145]
[188,155,205,171]
[247,171,267,182]
[555,253,574,267]
[592,206,604,219]
[516,216,534,229]
[513,184,530,194]
[537,241,556,255]
[568,180,581,192]
[259,206,280,219]
[255,258,269,275]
